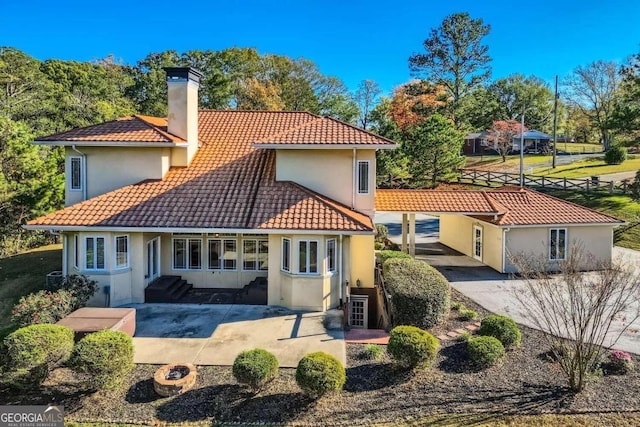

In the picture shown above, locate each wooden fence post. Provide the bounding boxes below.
[563,177,567,190]
[586,179,590,193]
[609,181,614,194]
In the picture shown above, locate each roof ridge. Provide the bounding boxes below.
[35,116,135,141]
[288,182,373,230]
[481,192,509,215]
[133,115,184,143]
[255,116,323,143]
[198,109,321,117]
[323,116,398,145]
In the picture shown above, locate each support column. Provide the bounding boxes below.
[409,213,416,256]
[401,213,408,253]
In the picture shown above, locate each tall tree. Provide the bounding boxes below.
[401,114,464,188]
[563,61,621,150]
[409,12,491,127]
[355,79,381,129]
[488,120,525,162]
[611,52,640,145]
[489,74,555,131]
[388,81,448,130]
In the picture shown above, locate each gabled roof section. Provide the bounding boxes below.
[375,187,623,226]
[27,111,375,233]
[253,116,397,148]
[375,189,504,215]
[35,115,186,144]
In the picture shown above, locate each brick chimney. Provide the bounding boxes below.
[164,67,202,166]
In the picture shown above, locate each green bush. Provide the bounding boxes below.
[295,351,346,398]
[375,224,389,243]
[374,242,385,250]
[478,315,522,348]
[451,301,464,311]
[3,324,74,387]
[361,344,384,361]
[387,325,439,369]
[69,330,134,390]
[48,274,98,310]
[604,145,627,165]
[11,290,75,327]
[232,348,279,392]
[384,258,450,329]
[467,336,505,368]
[459,308,478,321]
[456,331,472,342]
[376,250,412,269]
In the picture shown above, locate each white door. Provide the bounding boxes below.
[350,296,369,329]
[473,225,483,261]
[146,238,160,284]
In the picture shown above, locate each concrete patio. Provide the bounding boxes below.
[125,304,345,367]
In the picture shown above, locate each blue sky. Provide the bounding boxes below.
[2,0,639,95]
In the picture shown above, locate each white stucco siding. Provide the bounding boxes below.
[275,149,376,217]
[503,225,614,273]
[65,146,167,206]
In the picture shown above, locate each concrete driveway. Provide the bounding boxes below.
[437,247,640,355]
[126,304,345,367]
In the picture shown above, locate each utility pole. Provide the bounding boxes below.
[520,112,525,187]
[552,75,559,168]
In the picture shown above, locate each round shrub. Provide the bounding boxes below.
[459,308,478,321]
[233,348,279,392]
[478,315,521,348]
[11,290,75,327]
[295,351,346,398]
[608,350,634,375]
[384,258,451,329]
[387,325,439,369]
[3,324,74,387]
[70,330,134,390]
[604,145,627,165]
[467,336,505,368]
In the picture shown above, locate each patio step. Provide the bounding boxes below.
[145,276,193,303]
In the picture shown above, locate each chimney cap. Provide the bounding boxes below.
[164,67,203,84]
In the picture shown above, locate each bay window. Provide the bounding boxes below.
[298,240,318,274]
[85,236,105,270]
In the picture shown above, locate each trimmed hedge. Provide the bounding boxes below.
[384,258,451,329]
[478,315,522,348]
[2,324,74,387]
[69,330,134,390]
[233,348,279,392]
[376,250,412,269]
[467,336,505,368]
[387,325,439,369]
[295,352,346,398]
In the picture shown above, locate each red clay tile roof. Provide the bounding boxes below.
[28,111,373,232]
[36,115,186,143]
[375,189,505,214]
[255,116,396,147]
[376,187,623,226]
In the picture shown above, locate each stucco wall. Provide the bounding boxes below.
[275,149,376,217]
[504,225,614,273]
[65,146,169,206]
[347,235,375,288]
[439,214,503,272]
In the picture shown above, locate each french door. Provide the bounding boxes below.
[473,225,483,261]
[146,238,160,284]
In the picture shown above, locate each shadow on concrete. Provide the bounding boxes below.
[435,266,508,283]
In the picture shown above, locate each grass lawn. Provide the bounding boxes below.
[465,155,552,171]
[541,190,640,251]
[556,142,603,154]
[534,157,640,178]
[0,243,61,339]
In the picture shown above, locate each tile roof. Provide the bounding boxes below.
[375,189,504,214]
[36,115,185,143]
[28,111,374,232]
[255,116,396,146]
[376,187,623,226]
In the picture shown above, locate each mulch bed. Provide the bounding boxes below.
[2,292,640,426]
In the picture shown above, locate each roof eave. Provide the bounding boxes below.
[252,143,397,150]
[33,140,185,147]
[498,221,625,228]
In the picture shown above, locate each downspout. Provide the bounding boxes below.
[61,234,68,276]
[352,148,356,209]
[339,234,344,306]
[502,228,510,273]
[71,145,87,201]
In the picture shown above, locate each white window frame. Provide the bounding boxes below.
[207,238,238,271]
[549,228,567,261]
[172,237,202,270]
[69,156,83,191]
[357,160,370,195]
[242,239,268,271]
[73,234,79,269]
[114,235,130,269]
[298,239,319,275]
[281,238,291,272]
[326,238,336,273]
[85,236,106,271]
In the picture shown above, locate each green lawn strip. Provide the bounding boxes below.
[541,190,640,251]
[534,157,640,178]
[0,244,61,339]
[466,155,552,170]
[556,142,603,154]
